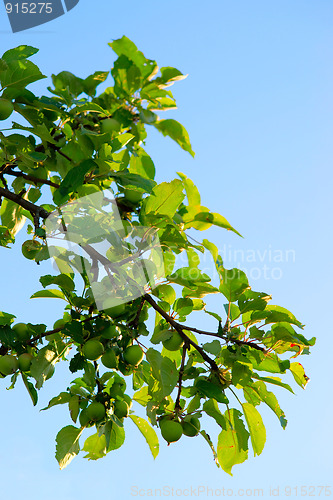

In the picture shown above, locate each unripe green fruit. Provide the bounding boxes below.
[123,345,144,366]
[101,324,119,339]
[101,118,120,133]
[0,98,14,120]
[21,240,42,260]
[123,189,143,204]
[181,416,201,437]
[12,323,31,342]
[113,400,129,419]
[160,419,183,443]
[103,301,126,318]
[0,355,19,376]
[86,401,106,421]
[101,349,118,369]
[162,330,184,351]
[79,408,94,428]
[18,353,34,372]
[82,339,104,360]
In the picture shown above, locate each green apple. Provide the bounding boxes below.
[101,118,120,133]
[86,401,106,421]
[162,330,184,351]
[101,349,118,369]
[101,324,119,339]
[0,355,19,376]
[82,339,104,360]
[181,415,201,437]
[18,353,34,372]
[12,323,31,342]
[123,189,143,204]
[0,98,14,120]
[160,419,183,443]
[21,240,42,260]
[123,345,144,366]
[102,300,126,318]
[79,408,94,428]
[113,400,129,419]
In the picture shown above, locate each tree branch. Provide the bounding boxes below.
[143,293,220,372]
[0,186,50,220]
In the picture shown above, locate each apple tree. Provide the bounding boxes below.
[0,37,315,472]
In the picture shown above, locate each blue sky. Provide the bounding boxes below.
[0,1,332,498]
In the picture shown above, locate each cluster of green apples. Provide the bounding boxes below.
[80,307,145,373]
[78,388,132,428]
[0,323,34,377]
[159,414,201,444]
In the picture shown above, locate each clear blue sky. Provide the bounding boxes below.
[0,1,332,498]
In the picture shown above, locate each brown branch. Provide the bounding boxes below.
[0,186,50,219]
[143,293,219,372]
[6,168,60,188]
[175,343,188,413]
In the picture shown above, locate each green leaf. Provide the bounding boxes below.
[0,311,15,326]
[55,425,82,470]
[55,159,96,203]
[142,179,185,218]
[195,379,229,404]
[103,420,125,451]
[69,395,80,423]
[251,374,294,393]
[2,45,39,62]
[154,119,194,157]
[110,36,157,80]
[133,386,151,406]
[30,289,67,301]
[0,196,28,237]
[194,212,242,237]
[289,362,310,389]
[217,409,249,475]
[83,433,107,460]
[232,362,253,387]
[21,372,38,406]
[200,430,220,468]
[146,348,178,399]
[242,403,266,456]
[39,274,75,293]
[129,415,159,459]
[202,340,221,356]
[219,268,250,302]
[42,392,71,410]
[203,399,227,429]
[244,381,287,429]
[177,172,201,205]
[30,346,57,389]
[0,59,46,89]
